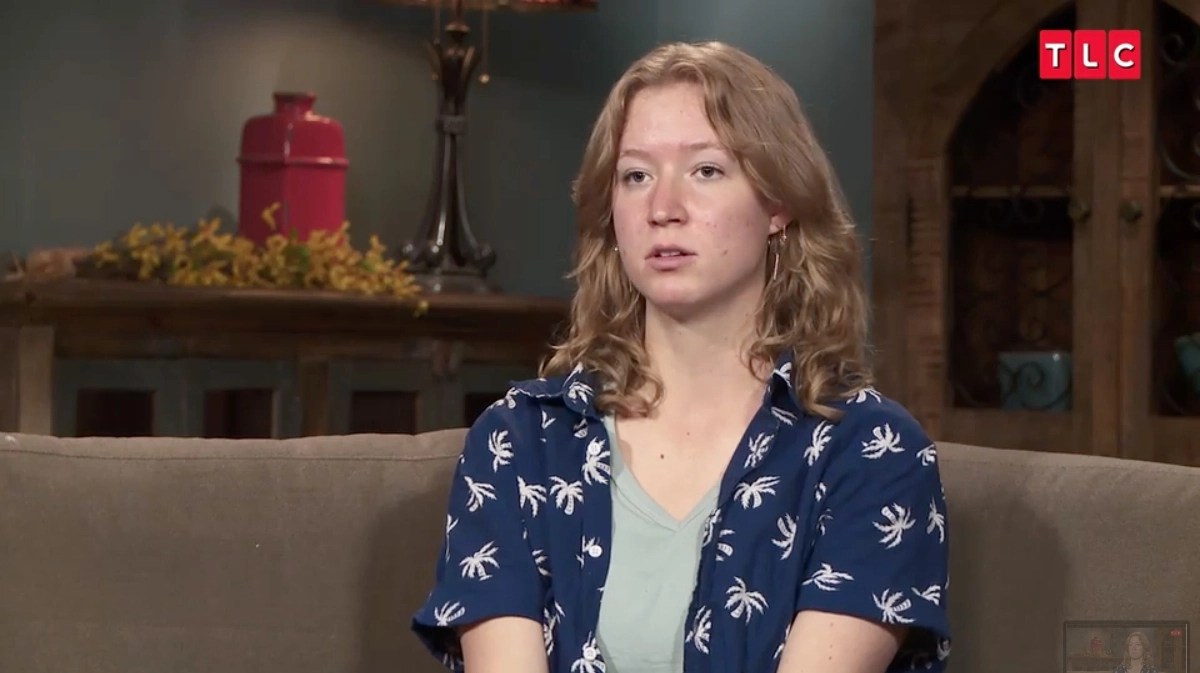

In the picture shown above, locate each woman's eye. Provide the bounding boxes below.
[696,165,723,179]
[622,170,649,184]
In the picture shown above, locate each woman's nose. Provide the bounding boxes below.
[649,180,686,225]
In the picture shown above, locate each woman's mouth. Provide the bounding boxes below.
[647,245,694,259]
[646,246,695,270]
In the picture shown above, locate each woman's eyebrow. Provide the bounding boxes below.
[618,141,726,159]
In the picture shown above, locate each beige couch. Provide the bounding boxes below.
[2,430,1198,673]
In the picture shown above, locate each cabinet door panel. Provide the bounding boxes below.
[874,0,1077,406]
[1129,0,1200,465]
[877,0,1126,456]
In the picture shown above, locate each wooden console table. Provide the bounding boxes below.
[0,279,568,438]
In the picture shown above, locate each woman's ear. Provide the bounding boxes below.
[768,211,792,236]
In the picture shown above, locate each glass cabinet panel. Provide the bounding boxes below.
[948,6,1077,413]
[1154,2,1200,416]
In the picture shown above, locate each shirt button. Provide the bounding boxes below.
[587,443,600,456]
[588,544,603,558]
[583,646,598,661]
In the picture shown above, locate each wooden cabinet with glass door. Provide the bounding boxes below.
[872,0,1200,466]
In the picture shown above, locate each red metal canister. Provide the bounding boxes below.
[237,92,348,244]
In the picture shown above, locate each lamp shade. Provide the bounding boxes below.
[385,0,595,10]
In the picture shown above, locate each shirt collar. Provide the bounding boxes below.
[765,349,804,414]
[510,364,604,421]
[512,350,804,422]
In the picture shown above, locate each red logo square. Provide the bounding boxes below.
[1074,30,1108,79]
[1108,29,1142,79]
[1039,30,1073,79]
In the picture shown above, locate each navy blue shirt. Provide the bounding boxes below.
[412,354,952,672]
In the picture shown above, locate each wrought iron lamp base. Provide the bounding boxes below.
[399,6,497,292]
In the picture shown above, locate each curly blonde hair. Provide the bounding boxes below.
[541,41,873,421]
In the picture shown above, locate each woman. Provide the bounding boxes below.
[1114,632,1157,673]
[412,40,952,673]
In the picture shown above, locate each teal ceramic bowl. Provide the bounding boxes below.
[1174,334,1200,394]
[997,350,1072,412]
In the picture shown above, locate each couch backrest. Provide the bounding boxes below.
[938,441,1199,673]
[0,430,466,673]
[2,431,1198,673]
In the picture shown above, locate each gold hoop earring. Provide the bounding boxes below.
[771,229,787,281]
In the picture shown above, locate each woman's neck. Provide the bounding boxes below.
[641,302,766,412]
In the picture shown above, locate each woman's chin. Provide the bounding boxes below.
[641,288,713,320]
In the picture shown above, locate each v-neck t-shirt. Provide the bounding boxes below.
[595,414,720,673]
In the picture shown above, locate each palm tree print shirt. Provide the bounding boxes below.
[411,354,953,672]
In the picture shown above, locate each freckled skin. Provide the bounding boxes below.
[611,82,788,321]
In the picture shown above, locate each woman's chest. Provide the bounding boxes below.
[527,420,829,597]
[612,425,739,523]
[527,412,830,556]
[525,415,832,671]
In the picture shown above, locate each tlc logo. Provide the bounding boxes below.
[1039,29,1142,79]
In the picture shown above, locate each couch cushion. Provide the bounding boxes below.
[938,441,1200,673]
[0,429,466,673]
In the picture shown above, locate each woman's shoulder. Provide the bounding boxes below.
[469,374,574,425]
[826,386,926,432]
[461,368,597,450]
[815,386,937,463]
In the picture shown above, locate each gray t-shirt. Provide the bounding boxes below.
[595,415,721,673]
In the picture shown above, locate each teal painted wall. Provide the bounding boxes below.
[0,0,872,298]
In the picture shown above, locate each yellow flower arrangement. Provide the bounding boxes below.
[83,217,424,306]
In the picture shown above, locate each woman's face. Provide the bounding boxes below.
[1128,636,1145,659]
[611,81,789,320]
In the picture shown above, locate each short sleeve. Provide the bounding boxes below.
[795,399,952,671]
[411,401,546,670]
